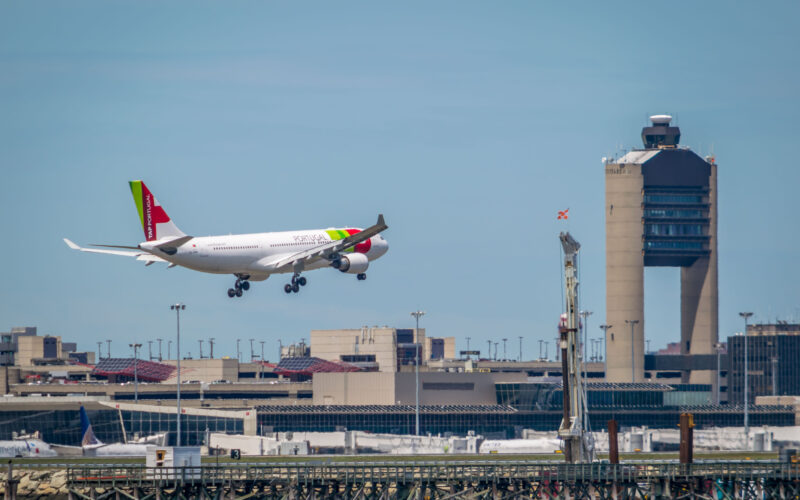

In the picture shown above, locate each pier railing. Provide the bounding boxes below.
[56,461,800,499]
[66,460,800,486]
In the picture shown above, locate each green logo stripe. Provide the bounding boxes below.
[326,230,347,241]
[326,229,355,252]
[129,181,145,229]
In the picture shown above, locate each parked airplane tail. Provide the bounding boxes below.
[79,406,103,447]
[129,180,186,242]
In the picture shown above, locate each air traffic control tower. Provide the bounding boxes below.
[605,115,718,384]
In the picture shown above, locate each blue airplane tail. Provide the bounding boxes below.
[79,406,102,446]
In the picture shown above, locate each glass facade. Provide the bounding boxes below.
[644,209,705,218]
[644,241,704,250]
[727,333,800,403]
[0,408,245,446]
[644,224,704,236]
[257,405,520,437]
[643,194,703,204]
[255,403,793,437]
[642,188,710,265]
[120,410,243,446]
[0,409,121,445]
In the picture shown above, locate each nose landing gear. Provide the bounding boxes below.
[227,276,250,298]
[284,273,307,294]
[357,273,367,281]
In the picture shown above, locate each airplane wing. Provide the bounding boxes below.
[260,214,387,271]
[64,239,167,264]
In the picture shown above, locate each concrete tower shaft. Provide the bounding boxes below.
[680,161,718,384]
[604,116,718,384]
[605,161,645,382]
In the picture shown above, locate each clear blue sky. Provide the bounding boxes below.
[1,2,798,362]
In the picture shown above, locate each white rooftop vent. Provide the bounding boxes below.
[650,114,672,125]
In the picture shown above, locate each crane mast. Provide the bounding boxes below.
[557,232,594,463]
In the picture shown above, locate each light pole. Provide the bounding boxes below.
[487,340,491,360]
[518,336,523,362]
[106,339,112,359]
[209,338,215,359]
[198,340,204,359]
[599,325,612,379]
[739,311,753,444]
[625,320,639,382]
[502,338,507,361]
[260,341,265,381]
[97,342,102,361]
[580,311,593,381]
[580,310,592,360]
[771,357,778,396]
[167,340,172,360]
[170,303,186,447]
[236,339,241,362]
[715,342,724,405]
[129,343,142,402]
[538,339,544,360]
[249,339,255,362]
[157,338,163,361]
[410,310,425,436]
[148,340,153,361]
[466,337,471,355]
[493,342,499,361]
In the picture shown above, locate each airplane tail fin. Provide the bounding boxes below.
[129,181,186,242]
[80,406,103,447]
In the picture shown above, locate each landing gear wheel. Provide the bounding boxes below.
[357,273,367,281]
[227,288,236,298]
[235,288,243,297]
[241,281,250,291]
[284,284,293,294]
[292,283,300,293]
[298,277,307,287]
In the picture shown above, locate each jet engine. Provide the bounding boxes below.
[331,253,369,274]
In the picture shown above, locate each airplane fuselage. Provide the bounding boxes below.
[140,228,389,279]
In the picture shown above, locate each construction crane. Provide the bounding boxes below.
[557,232,595,463]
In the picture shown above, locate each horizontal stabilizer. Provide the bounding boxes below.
[91,244,141,250]
[64,238,166,263]
[155,235,193,249]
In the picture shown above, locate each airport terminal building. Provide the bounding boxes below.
[1,323,797,445]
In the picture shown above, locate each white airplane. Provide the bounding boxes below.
[65,181,389,297]
[79,406,154,457]
[0,438,57,458]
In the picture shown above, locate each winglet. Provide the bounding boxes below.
[64,238,81,250]
[377,214,386,228]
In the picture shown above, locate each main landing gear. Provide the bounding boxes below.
[284,273,307,294]
[227,276,251,298]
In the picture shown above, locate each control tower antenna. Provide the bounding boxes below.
[557,232,595,463]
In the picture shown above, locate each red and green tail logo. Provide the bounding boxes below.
[129,181,178,241]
